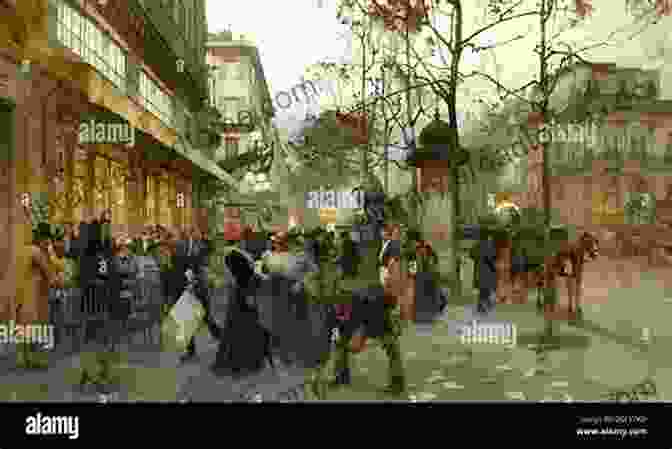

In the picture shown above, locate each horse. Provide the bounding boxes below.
[511,232,599,318]
[549,231,600,316]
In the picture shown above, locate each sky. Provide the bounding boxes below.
[205,0,672,135]
[206,0,348,95]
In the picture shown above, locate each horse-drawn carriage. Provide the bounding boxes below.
[458,206,600,320]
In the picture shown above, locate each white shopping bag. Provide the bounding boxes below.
[167,289,205,348]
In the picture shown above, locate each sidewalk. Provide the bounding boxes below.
[2,255,667,402]
[326,262,671,401]
[0,327,306,402]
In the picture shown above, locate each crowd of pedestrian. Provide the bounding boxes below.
[7,198,225,368]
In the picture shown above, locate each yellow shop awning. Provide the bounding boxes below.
[1,0,236,189]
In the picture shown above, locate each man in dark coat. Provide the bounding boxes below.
[335,231,359,279]
[333,237,408,394]
[477,237,498,315]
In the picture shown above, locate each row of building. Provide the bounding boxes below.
[458,61,672,263]
[0,0,279,312]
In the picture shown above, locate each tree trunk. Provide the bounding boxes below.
[539,0,555,340]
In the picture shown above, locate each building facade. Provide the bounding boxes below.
[206,31,278,228]
[476,62,672,261]
[206,31,275,168]
[0,0,230,322]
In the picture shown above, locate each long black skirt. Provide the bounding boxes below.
[414,272,447,323]
[211,289,269,377]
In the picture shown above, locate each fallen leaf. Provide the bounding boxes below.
[641,328,651,342]
[551,381,569,388]
[505,391,526,400]
[495,364,513,372]
[426,375,447,384]
[407,352,417,358]
[441,381,465,390]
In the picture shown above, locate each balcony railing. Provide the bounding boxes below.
[128,0,208,112]
[548,123,672,175]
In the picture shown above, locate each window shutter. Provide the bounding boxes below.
[47,0,61,48]
[126,58,140,98]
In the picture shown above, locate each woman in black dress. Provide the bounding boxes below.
[210,249,271,378]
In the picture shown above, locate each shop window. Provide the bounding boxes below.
[145,174,156,224]
[91,156,127,225]
[225,138,239,159]
[158,176,173,227]
[625,191,655,225]
[110,160,128,229]
[72,148,89,223]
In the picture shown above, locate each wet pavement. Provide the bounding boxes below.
[0,325,306,402]
[1,255,669,402]
[324,257,671,402]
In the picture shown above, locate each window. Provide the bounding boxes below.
[228,62,241,80]
[158,176,173,227]
[624,191,655,225]
[89,156,127,226]
[145,174,156,224]
[174,2,182,28]
[69,148,88,223]
[139,70,173,126]
[185,113,192,142]
[219,97,241,120]
[209,77,216,106]
[57,2,126,90]
[109,160,127,229]
[225,138,239,159]
[487,193,496,211]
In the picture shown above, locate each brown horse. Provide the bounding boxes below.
[520,232,599,317]
[554,232,599,316]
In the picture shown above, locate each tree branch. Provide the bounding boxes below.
[460,70,536,105]
[462,10,539,47]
